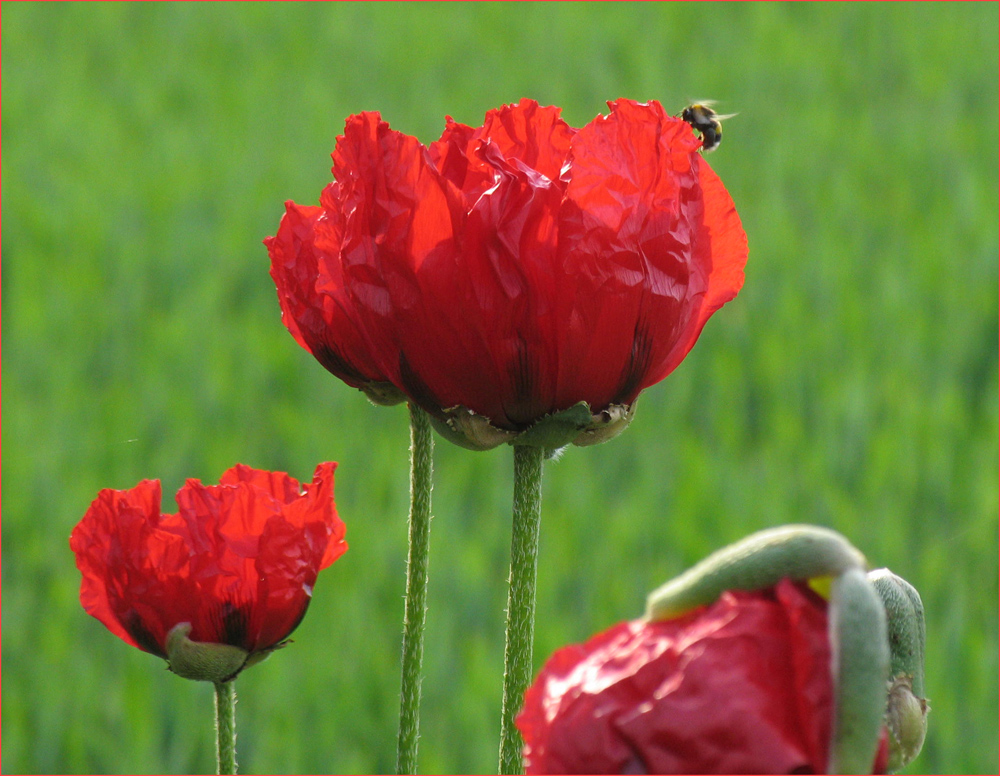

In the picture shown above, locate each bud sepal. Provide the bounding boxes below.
[429,401,636,452]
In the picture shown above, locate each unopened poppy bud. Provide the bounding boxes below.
[166,623,249,683]
[521,526,913,774]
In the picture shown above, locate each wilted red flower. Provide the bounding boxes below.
[517,579,888,774]
[266,98,747,446]
[70,462,346,679]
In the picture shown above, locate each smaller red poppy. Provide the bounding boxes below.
[70,462,346,681]
[517,579,889,774]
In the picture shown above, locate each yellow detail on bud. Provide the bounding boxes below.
[807,575,834,600]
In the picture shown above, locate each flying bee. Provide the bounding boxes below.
[680,102,736,153]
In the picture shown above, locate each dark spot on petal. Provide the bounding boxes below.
[313,343,371,387]
[223,601,251,649]
[398,352,446,418]
[207,599,252,650]
[509,340,535,404]
[503,339,539,427]
[272,601,311,649]
[620,742,650,774]
[613,318,654,406]
[124,611,167,658]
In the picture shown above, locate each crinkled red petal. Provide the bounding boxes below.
[518,580,836,774]
[265,201,387,387]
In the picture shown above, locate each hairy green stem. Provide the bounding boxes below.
[396,404,435,774]
[868,569,926,697]
[828,568,890,774]
[214,680,237,775]
[869,568,929,772]
[499,445,545,775]
[645,524,866,620]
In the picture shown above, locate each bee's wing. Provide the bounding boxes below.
[713,112,739,121]
[689,99,718,107]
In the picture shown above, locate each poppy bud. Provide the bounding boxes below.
[520,527,927,774]
[519,580,853,774]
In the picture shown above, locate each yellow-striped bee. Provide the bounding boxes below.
[680,102,736,153]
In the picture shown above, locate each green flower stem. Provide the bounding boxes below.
[214,680,237,775]
[499,445,545,775]
[396,403,435,774]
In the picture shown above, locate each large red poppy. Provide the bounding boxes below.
[517,579,888,774]
[266,99,747,439]
[70,463,346,675]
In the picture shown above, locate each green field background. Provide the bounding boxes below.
[3,3,997,774]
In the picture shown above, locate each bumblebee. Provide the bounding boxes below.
[680,102,736,153]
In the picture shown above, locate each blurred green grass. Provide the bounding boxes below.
[2,2,997,774]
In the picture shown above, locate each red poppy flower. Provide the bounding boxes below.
[70,463,346,679]
[517,579,888,774]
[266,98,747,445]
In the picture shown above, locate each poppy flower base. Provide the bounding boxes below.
[358,380,407,407]
[164,625,245,773]
[165,623,253,683]
[429,401,635,453]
